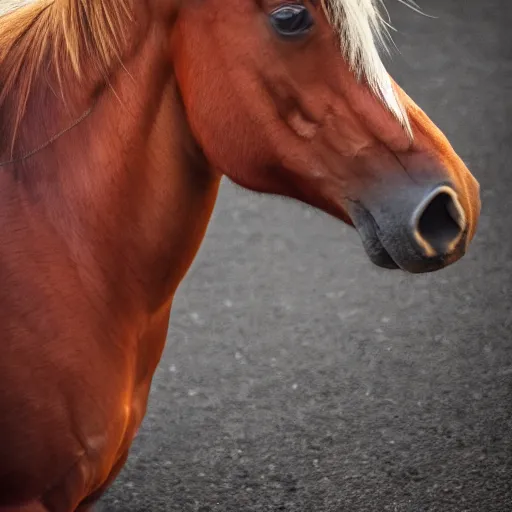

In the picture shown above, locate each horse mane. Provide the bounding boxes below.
[0,0,133,153]
[323,0,418,135]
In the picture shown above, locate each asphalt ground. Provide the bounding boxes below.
[101,1,512,510]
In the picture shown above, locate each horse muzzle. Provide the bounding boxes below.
[346,182,470,274]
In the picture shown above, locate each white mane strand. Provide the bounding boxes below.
[322,0,417,138]
[0,0,34,16]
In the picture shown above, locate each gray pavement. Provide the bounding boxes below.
[101,1,512,510]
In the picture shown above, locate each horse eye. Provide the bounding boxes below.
[269,5,314,38]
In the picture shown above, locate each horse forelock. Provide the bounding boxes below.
[0,0,132,153]
[321,0,416,138]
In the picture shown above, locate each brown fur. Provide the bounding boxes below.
[0,1,479,510]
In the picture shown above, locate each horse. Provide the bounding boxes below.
[0,0,480,510]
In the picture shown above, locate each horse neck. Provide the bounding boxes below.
[11,18,221,320]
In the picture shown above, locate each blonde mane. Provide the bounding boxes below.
[322,0,419,136]
[0,0,416,152]
[0,0,132,152]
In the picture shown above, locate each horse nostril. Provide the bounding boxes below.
[413,186,466,257]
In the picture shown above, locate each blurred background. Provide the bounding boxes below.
[102,0,511,510]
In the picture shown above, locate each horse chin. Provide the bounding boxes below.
[345,201,400,271]
[361,237,401,270]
